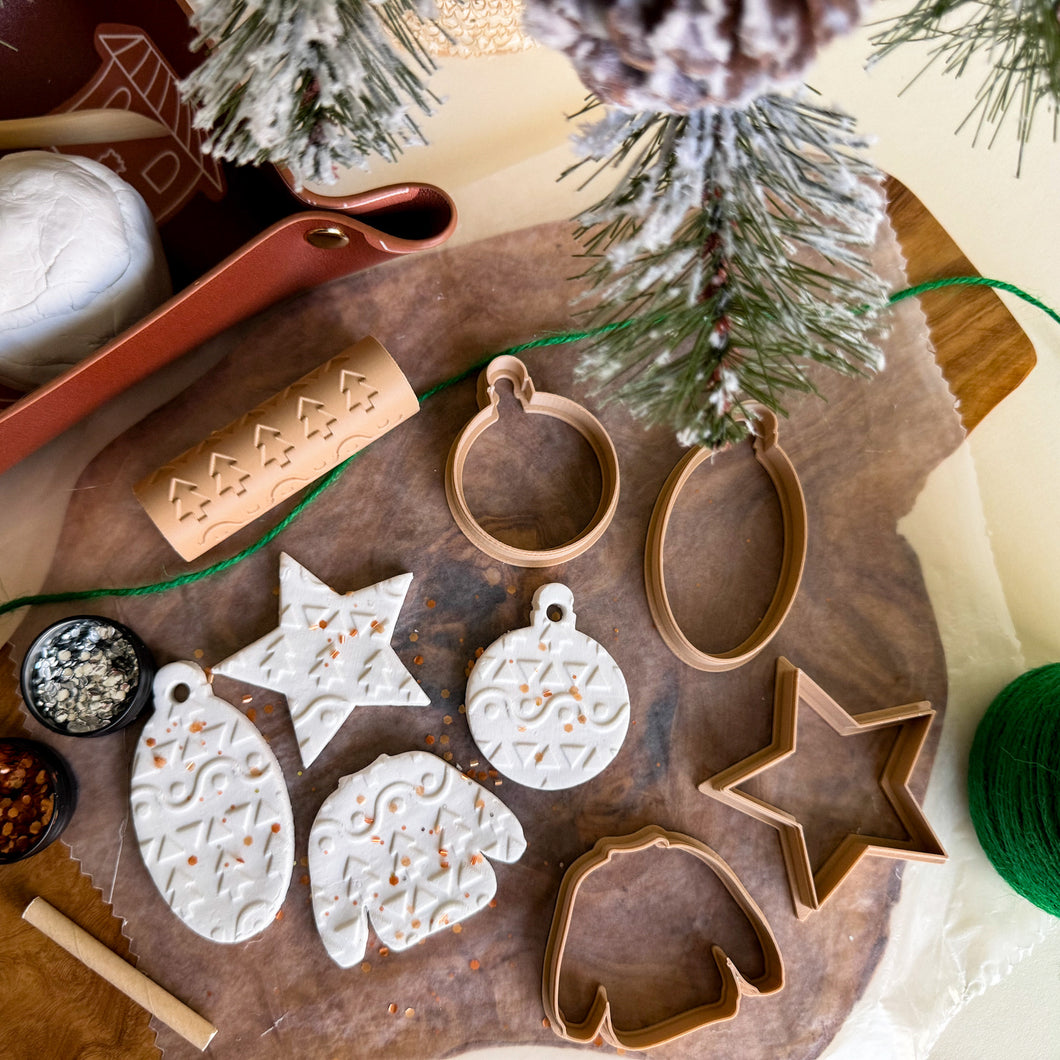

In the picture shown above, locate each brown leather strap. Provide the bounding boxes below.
[0,184,455,475]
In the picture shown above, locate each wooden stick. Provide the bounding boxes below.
[0,109,169,149]
[22,897,217,1051]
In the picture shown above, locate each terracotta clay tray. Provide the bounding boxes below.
[0,8,457,474]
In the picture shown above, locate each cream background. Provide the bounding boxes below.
[3,13,1060,1056]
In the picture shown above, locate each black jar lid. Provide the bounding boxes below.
[0,737,77,863]
[20,615,155,738]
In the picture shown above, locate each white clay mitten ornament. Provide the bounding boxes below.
[130,661,295,943]
[465,583,630,790]
[308,750,526,966]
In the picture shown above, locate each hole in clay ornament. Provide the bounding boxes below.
[547,604,565,622]
[172,683,191,703]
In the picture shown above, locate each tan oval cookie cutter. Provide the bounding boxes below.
[541,824,785,1051]
[644,407,808,671]
[444,356,620,567]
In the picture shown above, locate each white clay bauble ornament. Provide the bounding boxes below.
[465,583,630,790]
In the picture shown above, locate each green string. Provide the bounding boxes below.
[0,273,1052,619]
[968,663,1060,917]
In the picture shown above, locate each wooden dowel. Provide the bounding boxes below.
[22,897,217,1051]
[0,109,169,149]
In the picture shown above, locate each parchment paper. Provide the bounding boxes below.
[10,213,962,1058]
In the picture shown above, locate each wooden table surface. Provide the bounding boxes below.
[0,178,1037,1060]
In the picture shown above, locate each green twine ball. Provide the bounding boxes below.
[968,663,1060,917]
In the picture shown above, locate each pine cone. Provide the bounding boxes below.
[523,0,868,111]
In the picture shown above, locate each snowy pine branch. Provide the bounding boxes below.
[181,0,440,187]
[569,95,889,449]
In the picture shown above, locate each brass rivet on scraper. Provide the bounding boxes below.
[305,226,350,249]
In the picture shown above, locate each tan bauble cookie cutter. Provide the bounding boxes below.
[644,407,808,671]
[542,825,785,1051]
[444,356,620,567]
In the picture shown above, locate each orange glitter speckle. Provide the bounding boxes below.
[506,585,517,595]
[416,785,425,796]
[539,642,547,651]
[153,755,166,769]
[404,1008,415,1019]
[534,752,544,763]
[488,899,497,908]
[193,648,204,659]
[519,684,529,694]
[361,963,371,974]
[379,947,389,957]
[189,720,205,733]
[331,650,341,660]
[542,1018,551,1029]
[188,856,198,866]
[401,856,411,867]
[443,715,453,725]
[413,655,424,666]
[145,737,156,747]
[186,763,195,772]
[426,599,437,608]
[543,690,553,698]
[390,875,399,886]
[470,853,483,866]
[271,823,281,833]
[593,1035,604,1047]
[249,767,263,777]
[425,735,435,746]
[409,632,419,642]
[474,647,484,658]
[475,799,485,810]
[564,723,574,733]
[318,619,328,629]
[371,835,383,844]
[440,860,450,870]
[517,726,526,733]
[388,1003,398,1015]
[274,909,284,922]
[246,707,257,723]
[578,715,587,725]
[356,794,366,805]
[469,959,480,971]
[411,919,421,929]
[244,836,253,846]
[264,703,274,714]
[441,689,450,699]
[300,874,310,886]
[452,924,462,934]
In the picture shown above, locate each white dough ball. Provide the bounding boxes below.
[0,151,172,390]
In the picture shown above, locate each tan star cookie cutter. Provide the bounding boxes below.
[445,356,620,567]
[700,657,947,920]
[644,407,808,671]
[542,825,784,1051]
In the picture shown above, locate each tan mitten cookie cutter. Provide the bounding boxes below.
[542,825,784,1051]
[700,658,947,919]
[445,356,620,567]
[644,407,808,671]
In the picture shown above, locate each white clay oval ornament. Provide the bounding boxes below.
[309,750,527,967]
[465,583,630,790]
[130,660,295,943]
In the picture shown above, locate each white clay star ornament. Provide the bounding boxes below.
[213,553,430,766]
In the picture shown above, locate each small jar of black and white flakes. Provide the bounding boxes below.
[20,616,155,737]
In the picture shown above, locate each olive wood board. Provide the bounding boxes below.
[0,177,1033,1059]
